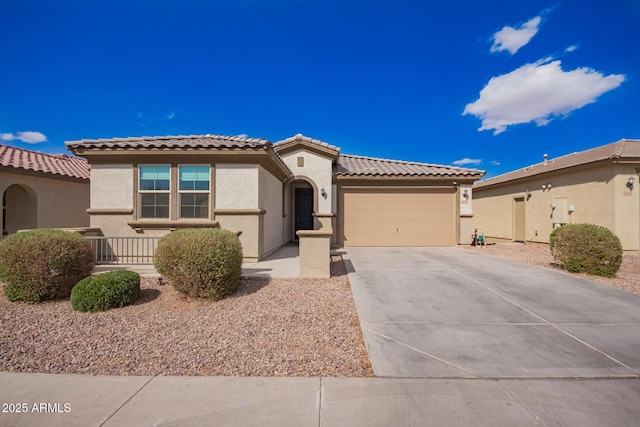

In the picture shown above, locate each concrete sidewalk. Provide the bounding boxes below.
[3,372,640,426]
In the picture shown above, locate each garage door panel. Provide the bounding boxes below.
[342,188,455,247]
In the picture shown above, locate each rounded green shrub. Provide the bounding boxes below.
[71,270,140,312]
[550,224,623,277]
[0,229,94,303]
[154,228,243,300]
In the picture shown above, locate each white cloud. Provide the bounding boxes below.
[0,131,47,144]
[453,158,482,166]
[137,110,181,126]
[491,16,541,54]
[490,160,501,166]
[463,58,625,135]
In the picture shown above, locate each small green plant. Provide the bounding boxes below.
[154,228,243,300]
[550,224,623,277]
[564,257,583,273]
[0,229,94,303]
[71,270,140,312]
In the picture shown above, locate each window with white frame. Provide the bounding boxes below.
[138,165,170,218]
[179,165,210,219]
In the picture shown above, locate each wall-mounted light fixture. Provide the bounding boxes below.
[320,188,327,198]
[542,183,552,191]
[551,203,556,209]
[627,176,635,190]
[525,189,531,196]
[463,189,469,199]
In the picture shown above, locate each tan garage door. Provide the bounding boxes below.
[342,188,456,247]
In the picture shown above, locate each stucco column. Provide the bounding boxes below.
[297,228,332,278]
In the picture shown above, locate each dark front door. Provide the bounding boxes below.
[294,187,314,237]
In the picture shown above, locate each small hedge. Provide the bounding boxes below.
[0,229,94,303]
[71,270,141,312]
[550,223,623,277]
[154,228,243,300]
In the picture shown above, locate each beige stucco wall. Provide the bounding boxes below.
[458,184,473,244]
[614,165,640,251]
[1,170,89,236]
[85,161,285,261]
[91,164,133,209]
[215,164,259,209]
[90,214,167,238]
[297,229,332,278]
[259,165,284,256]
[279,149,333,214]
[459,185,473,216]
[280,148,336,243]
[473,163,640,251]
[88,163,148,237]
[214,164,263,260]
[212,214,261,260]
[459,215,473,245]
[282,180,293,243]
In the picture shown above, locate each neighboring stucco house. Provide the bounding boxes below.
[0,144,90,237]
[473,139,640,251]
[66,133,485,261]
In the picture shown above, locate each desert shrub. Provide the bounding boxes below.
[0,229,94,303]
[550,224,622,277]
[71,270,140,312]
[154,228,243,299]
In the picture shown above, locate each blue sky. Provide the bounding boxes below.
[1,0,638,178]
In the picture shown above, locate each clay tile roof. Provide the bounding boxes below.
[474,139,640,189]
[335,154,485,178]
[0,144,90,180]
[274,133,341,153]
[65,134,272,150]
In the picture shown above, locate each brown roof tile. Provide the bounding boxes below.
[274,133,341,153]
[0,144,90,180]
[474,139,640,189]
[335,154,485,178]
[65,134,271,150]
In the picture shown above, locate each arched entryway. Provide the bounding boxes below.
[2,184,37,236]
[285,177,318,241]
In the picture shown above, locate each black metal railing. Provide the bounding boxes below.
[86,236,160,265]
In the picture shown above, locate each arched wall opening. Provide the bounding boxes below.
[2,184,38,236]
[284,177,318,241]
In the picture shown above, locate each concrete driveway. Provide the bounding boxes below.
[345,247,640,379]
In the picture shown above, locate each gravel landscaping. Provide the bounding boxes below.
[464,242,640,295]
[4,243,636,378]
[0,255,373,377]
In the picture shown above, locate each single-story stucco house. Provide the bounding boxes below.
[66,133,485,261]
[0,144,90,237]
[473,139,640,252]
